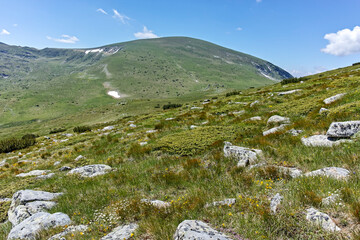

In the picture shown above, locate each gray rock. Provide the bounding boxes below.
[250,100,259,107]
[173,220,233,240]
[0,159,6,167]
[322,194,340,206]
[53,161,61,166]
[48,225,88,240]
[103,126,114,131]
[277,166,303,178]
[166,118,175,121]
[247,116,262,121]
[204,198,236,208]
[232,110,245,116]
[306,208,340,232]
[146,129,158,133]
[74,155,85,161]
[287,129,303,136]
[7,212,71,240]
[301,135,351,147]
[67,164,112,178]
[129,124,136,128]
[270,193,283,214]
[277,89,302,96]
[63,133,73,137]
[319,108,328,114]
[305,167,350,180]
[191,107,203,110]
[59,166,72,171]
[36,173,55,180]
[141,199,170,208]
[139,142,148,146]
[327,121,360,138]
[263,124,289,136]
[16,170,51,178]
[190,125,197,129]
[100,224,138,240]
[223,142,263,167]
[0,198,11,202]
[267,115,290,125]
[323,93,346,104]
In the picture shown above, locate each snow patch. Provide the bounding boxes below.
[260,72,278,81]
[85,48,104,54]
[107,91,121,99]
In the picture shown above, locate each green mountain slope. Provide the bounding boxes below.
[0,37,292,127]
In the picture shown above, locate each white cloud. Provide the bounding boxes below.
[113,9,130,24]
[134,26,159,39]
[236,27,243,31]
[0,29,10,35]
[290,66,327,77]
[97,8,108,15]
[46,34,79,44]
[322,26,360,56]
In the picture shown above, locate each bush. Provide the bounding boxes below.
[281,76,310,85]
[21,134,37,140]
[73,125,91,133]
[49,128,66,134]
[0,137,36,153]
[225,90,242,97]
[162,103,182,110]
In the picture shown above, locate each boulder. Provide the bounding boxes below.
[305,167,350,180]
[67,164,112,178]
[270,193,283,214]
[204,198,236,208]
[301,135,351,147]
[223,142,263,167]
[326,121,360,138]
[100,224,138,240]
[48,225,88,240]
[141,199,170,208]
[323,93,346,104]
[305,208,340,232]
[7,212,71,240]
[16,170,51,178]
[263,124,289,136]
[173,220,233,240]
[267,115,290,125]
[277,89,302,96]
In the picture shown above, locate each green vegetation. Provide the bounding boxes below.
[162,103,182,110]
[73,126,91,133]
[0,135,36,153]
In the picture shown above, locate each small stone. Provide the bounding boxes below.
[48,225,88,240]
[63,133,73,137]
[146,130,157,134]
[305,167,350,180]
[322,194,340,206]
[224,142,263,167]
[287,129,303,136]
[191,107,203,110]
[67,164,112,178]
[277,89,302,96]
[165,118,175,121]
[59,166,72,171]
[16,170,51,178]
[36,173,55,180]
[74,155,85,161]
[324,93,346,104]
[53,161,61,166]
[100,224,138,240]
[301,135,351,147]
[277,166,303,178]
[327,121,360,138]
[263,124,289,136]
[204,198,236,208]
[250,100,259,107]
[270,193,283,214]
[232,110,245,116]
[305,208,340,232]
[247,116,262,121]
[103,126,115,131]
[141,199,170,208]
[267,115,290,125]
[319,108,328,114]
[173,220,232,240]
[190,125,197,129]
[129,124,136,128]
[139,142,148,146]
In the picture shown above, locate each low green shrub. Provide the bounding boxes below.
[73,125,91,133]
[162,103,182,110]
[49,128,66,134]
[225,90,241,97]
[0,136,36,153]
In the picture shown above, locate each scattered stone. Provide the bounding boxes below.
[67,164,112,178]
[16,170,51,178]
[129,124,136,128]
[327,121,360,138]
[48,225,88,240]
[201,121,209,125]
[166,118,175,121]
[146,130,157,134]
[319,108,328,114]
[301,135,351,147]
[103,126,115,131]
[267,115,290,125]
[173,220,233,240]
[190,125,197,129]
[322,194,340,206]
[277,166,303,178]
[59,166,72,171]
[7,212,71,240]
[36,173,55,180]
[141,199,170,208]
[270,193,283,214]
[204,198,236,208]
[0,159,6,167]
[53,161,61,166]
[234,102,248,105]
[75,155,85,161]
[139,142,148,146]
[63,133,73,137]
[191,107,203,110]
[306,208,340,232]
[247,116,262,121]
[232,110,245,116]
[324,93,346,104]
[100,224,138,240]
[277,89,302,96]
[287,129,303,136]
[263,124,289,136]
[0,198,11,202]
[250,100,259,107]
[223,142,263,167]
[305,167,350,180]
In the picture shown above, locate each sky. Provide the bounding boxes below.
[0,0,360,77]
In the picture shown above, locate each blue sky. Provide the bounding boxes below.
[0,0,360,76]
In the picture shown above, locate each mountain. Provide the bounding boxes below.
[0,37,292,130]
[1,63,360,239]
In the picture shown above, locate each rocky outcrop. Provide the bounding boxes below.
[101,224,138,240]
[305,167,350,180]
[7,212,71,240]
[173,220,233,240]
[301,135,351,147]
[306,208,340,232]
[327,121,360,138]
[48,225,88,240]
[67,164,112,178]
[224,142,263,167]
[323,93,346,104]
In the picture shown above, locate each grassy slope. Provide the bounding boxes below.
[0,37,292,137]
[1,64,360,239]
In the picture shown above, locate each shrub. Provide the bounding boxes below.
[73,125,91,133]
[225,90,242,97]
[21,134,37,140]
[281,76,310,85]
[162,103,182,110]
[49,128,66,134]
[0,137,36,153]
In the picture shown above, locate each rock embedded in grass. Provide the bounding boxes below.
[16,170,51,178]
[173,220,233,240]
[7,212,71,240]
[319,108,328,114]
[277,89,302,96]
[287,129,303,136]
[326,121,360,138]
[305,167,350,180]
[204,198,236,208]
[305,208,340,232]
[141,199,170,208]
[67,164,112,178]
[48,225,88,240]
[267,115,290,125]
[323,93,346,104]
[301,135,351,147]
[247,116,262,121]
[322,194,340,206]
[223,142,263,167]
[263,124,289,136]
[100,223,138,240]
[270,193,283,214]
[74,155,85,161]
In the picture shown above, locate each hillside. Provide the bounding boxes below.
[0,37,292,133]
[1,64,360,239]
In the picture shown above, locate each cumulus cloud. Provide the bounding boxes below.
[46,35,79,44]
[0,29,10,35]
[97,8,108,15]
[322,26,360,56]
[113,9,130,24]
[134,26,159,39]
[236,27,243,31]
